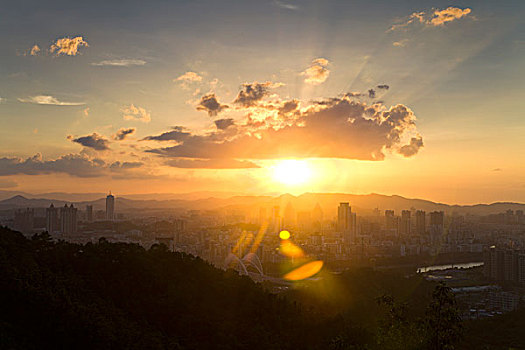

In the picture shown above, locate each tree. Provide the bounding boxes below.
[424,282,463,350]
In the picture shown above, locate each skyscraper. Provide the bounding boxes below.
[400,210,411,235]
[106,192,115,221]
[338,202,356,242]
[86,205,93,222]
[46,204,59,233]
[415,210,426,235]
[429,211,444,244]
[60,204,77,234]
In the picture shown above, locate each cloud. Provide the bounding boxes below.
[214,118,235,130]
[390,7,471,31]
[165,158,260,169]
[175,71,203,89]
[175,71,202,83]
[146,93,423,163]
[233,81,282,107]
[50,36,89,56]
[113,128,136,141]
[0,97,5,104]
[429,7,472,26]
[109,161,143,170]
[17,95,85,106]
[30,45,40,56]
[368,89,376,98]
[121,104,151,123]
[91,59,146,67]
[196,93,228,116]
[274,1,298,10]
[398,136,424,157]
[0,179,17,189]
[69,133,110,151]
[377,84,390,90]
[0,153,107,177]
[492,168,502,172]
[83,107,90,116]
[301,58,330,85]
[393,39,409,47]
[142,126,191,142]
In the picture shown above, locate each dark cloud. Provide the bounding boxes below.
[214,118,235,130]
[114,128,136,141]
[377,84,390,90]
[196,93,228,117]
[109,161,143,170]
[70,133,110,150]
[142,126,191,142]
[147,95,423,162]
[165,158,259,169]
[368,89,376,98]
[0,154,106,177]
[234,82,278,107]
[398,136,424,157]
[278,100,299,117]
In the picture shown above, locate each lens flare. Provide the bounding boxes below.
[283,260,324,281]
[279,230,290,240]
[279,240,305,258]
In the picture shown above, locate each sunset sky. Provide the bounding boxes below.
[1,0,524,204]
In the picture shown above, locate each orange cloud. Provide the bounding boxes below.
[50,36,88,56]
[121,104,151,123]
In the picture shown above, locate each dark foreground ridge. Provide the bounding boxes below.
[1,226,523,349]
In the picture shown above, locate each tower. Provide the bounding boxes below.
[46,204,59,233]
[106,192,115,221]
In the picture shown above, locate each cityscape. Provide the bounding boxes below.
[4,190,525,320]
[1,0,524,348]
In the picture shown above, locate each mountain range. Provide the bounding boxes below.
[1,191,524,217]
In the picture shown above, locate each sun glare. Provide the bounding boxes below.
[272,159,312,186]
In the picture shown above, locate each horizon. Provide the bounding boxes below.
[2,189,525,207]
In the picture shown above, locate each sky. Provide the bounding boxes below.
[0,0,524,204]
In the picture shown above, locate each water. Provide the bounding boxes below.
[417,261,484,273]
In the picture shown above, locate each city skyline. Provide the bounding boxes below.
[1,0,524,205]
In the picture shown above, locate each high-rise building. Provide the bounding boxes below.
[60,204,77,234]
[384,210,397,233]
[429,211,444,244]
[271,206,282,232]
[86,205,93,222]
[106,192,115,221]
[415,210,426,235]
[46,204,59,233]
[338,203,356,242]
[400,210,411,235]
[14,208,34,234]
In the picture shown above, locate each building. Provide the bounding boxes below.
[14,208,34,234]
[86,205,93,222]
[429,211,444,244]
[338,202,356,243]
[46,204,59,233]
[484,247,525,286]
[415,210,426,235]
[106,192,115,221]
[400,210,411,236]
[60,204,77,234]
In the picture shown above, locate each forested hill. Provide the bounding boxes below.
[0,227,338,349]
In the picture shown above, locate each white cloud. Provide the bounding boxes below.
[91,59,147,67]
[301,58,330,85]
[18,95,85,106]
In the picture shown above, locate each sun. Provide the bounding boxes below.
[272,159,312,186]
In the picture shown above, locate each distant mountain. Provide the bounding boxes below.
[1,192,523,216]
